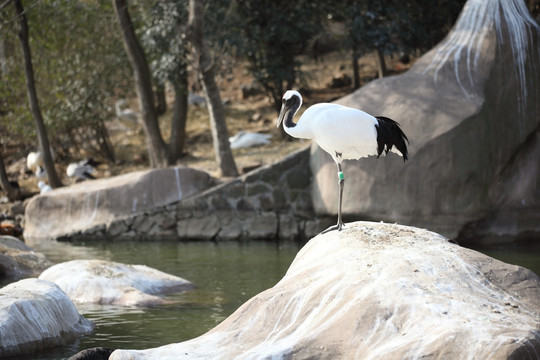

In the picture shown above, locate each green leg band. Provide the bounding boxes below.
[338,171,344,181]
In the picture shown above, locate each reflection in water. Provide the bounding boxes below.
[16,239,300,360]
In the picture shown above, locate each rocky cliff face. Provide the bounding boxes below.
[311,0,540,241]
[109,222,540,360]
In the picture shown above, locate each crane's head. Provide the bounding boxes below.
[277,90,303,128]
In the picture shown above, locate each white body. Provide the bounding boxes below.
[285,102,379,163]
[35,166,46,180]
[188,92,207,107]
[118,109,138,123]
[229,131,272,149]
[37,181,52,194]
[115,100,138,123]
[26,152,42,172]
[66,162,95,180]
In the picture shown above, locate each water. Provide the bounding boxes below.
[7,240,300,360]
[4,238,539,360]
[466,243,540,278]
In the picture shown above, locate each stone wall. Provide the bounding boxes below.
[61,147,331,242]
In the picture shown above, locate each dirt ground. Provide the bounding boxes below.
[1,50,411,202]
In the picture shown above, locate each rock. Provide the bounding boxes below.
[457,125,540,246]
[244,212,278,239]
[24,166,214,240]
[68,347,115,360]
[0,278,94,357]
[39,259,194,306]
[177,215,221,240]
[0,235,52,282]
[311,0,540,239]
[110,222,540,360]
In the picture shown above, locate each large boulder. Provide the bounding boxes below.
[458,125,540,246]
[39,259,194,306]
[110,222,540,360]
[0,278,94,357]
[311,0,540,240]
[0,235,52,283]
[24,166,214,240]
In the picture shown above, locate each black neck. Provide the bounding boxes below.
[284,96,301,128]
[285,107,297,128]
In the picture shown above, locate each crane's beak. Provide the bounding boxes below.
[276,103,287,128]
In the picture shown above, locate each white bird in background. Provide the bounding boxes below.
[229,131,272,149]
[115,99,139,124]
[34,165,47,180]
[37,181,52,194]
[188,92,207,107]
[26,151,43,172]
[66,158,100,182]
[277,90,409,232]
[27,150,54,180]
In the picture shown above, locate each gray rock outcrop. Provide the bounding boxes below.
[24,166,214,240]
[311,0,540,240]
[0,278,94,357]
[39,259,194,306]
[458,125,540,246]
[0,235,52,282]
[110,222,540,360]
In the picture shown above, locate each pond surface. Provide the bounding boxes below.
[8,240,300,360]
[5,237,540,360]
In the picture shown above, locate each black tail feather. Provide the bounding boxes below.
[375,116,409,161]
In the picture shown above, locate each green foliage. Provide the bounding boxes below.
[139,0,189,87]
[1,0,131,158]
[334,0,466,56]
[0,6,34,148]
[230,0,327,110]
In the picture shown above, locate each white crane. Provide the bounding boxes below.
[66,158,100,182]
[115,99,139,124]
[26,151,43,172]
[27,150,54,180]
[229,131,272,149]
[37,181,52,194]
[277,90,409,232]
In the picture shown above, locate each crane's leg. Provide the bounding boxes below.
[322,162,345,233]
[336,162,345,230]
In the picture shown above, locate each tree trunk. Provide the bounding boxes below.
[113,0,170,168]
[0,36,7,77]
[169,76,188,161]
[14,0,63,188]
[95,119,116,163]
[352,48,361,89]
[0,150,20,201]
[155,83,167,116]
[187,0,238,177]
[375,48,387,79]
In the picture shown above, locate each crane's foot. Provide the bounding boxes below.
[321,221,344,234]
